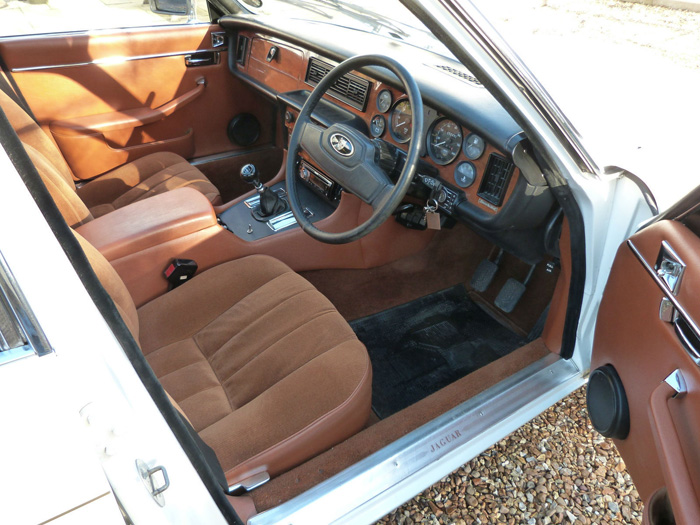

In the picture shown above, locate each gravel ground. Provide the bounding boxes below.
[377,387,641,524]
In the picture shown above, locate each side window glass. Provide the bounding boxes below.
[0,0,209,38]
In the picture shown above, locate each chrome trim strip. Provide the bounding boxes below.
[628,239,700,346]
[267,211,297,231]
[189,146,275,166]
[250,354,582,525]
[0,23,204,43]
[11,48,225,72]
[673,320,700,365]
[0,251,53,363]
[0,345,35,366]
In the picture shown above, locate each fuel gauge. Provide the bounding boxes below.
[463,133,486,160]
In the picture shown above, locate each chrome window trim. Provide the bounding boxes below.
[250,354,583,524]
[10,47,225,72]
[0,22,206,43]
[0,251,53,365]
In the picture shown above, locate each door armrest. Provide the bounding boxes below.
[50,79,206,136]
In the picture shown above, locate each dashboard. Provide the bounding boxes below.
[223,23,557,259]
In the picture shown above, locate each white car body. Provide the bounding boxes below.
[0,0,671,523]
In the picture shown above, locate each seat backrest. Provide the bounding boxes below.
[0,90,93,228]
[0,89,75,186]
[25,143,94,227]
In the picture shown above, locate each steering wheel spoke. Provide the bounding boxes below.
[287,54,423,244]
[363,164,394,209]
[297,120,324,158]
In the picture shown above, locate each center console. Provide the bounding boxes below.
[218,162,339,241]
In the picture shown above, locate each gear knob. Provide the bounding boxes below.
[240,164,262,189]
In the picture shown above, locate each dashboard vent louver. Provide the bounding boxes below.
[478,154,515,207]
[430,64,482,86]
[305,57,370,111]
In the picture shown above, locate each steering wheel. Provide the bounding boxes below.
[286,54,423,244]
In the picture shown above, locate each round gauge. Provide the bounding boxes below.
[454,161,477,188]
[427,118,463,165]
[370,115,386,138]
[463,133,486,160]
[376,89,392,113]
[390,99,412,143]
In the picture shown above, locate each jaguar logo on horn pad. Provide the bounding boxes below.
[329,133,354,157]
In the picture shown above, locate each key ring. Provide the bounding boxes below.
[425,198,438,212]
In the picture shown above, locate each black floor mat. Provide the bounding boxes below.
[350,285,525,419]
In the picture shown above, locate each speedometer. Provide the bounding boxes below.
[427,118,462,165]
[390,99,412,143]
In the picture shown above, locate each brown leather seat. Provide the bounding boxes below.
[75,233,373,487]
[0,89,221,223]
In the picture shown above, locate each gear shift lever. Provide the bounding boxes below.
[240,164,263,190]
[240,163,287,218]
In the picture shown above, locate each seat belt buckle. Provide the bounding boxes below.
[164,259,198,290]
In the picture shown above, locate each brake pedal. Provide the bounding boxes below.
[470,249,503,292]
[495,264,536,313]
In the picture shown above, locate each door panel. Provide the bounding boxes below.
[592,219,700,524]
[0,24,276,180]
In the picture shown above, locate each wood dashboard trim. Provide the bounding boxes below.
[236,30,520,216]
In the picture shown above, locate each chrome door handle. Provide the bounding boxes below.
[655,241,686,295]
[185,52,220,67]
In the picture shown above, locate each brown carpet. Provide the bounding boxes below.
[251,339,550,511]
[301,224,558,335]
[301,224,492,321]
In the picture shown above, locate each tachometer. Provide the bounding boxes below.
[390,99,412,143]
[427,118,462,165]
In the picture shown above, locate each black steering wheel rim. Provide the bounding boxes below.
[286,54,423,244]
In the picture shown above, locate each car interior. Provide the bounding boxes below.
[0,14,575,522]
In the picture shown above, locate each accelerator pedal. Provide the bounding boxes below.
[495,264,536,313]
[470,249,504,292]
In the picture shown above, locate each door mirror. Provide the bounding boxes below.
[149,0,191,16]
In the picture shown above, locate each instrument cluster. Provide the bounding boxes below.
[369,92,489,192]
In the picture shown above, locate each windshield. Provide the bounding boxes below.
[241,0,454,57]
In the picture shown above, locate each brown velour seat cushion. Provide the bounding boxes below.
[76,152,222,219]
[137,254,372,486]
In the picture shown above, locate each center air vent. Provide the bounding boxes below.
[429,64,482,87]
[478,154,515,207]
[306,57,371,111]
